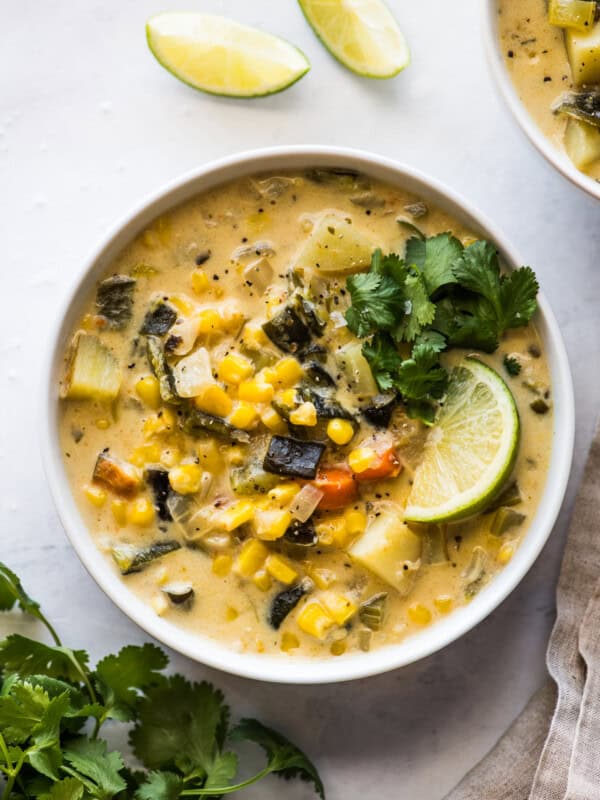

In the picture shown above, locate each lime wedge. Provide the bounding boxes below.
[146,13,310,98]
[298,0,410,78]
[404,358,520,524]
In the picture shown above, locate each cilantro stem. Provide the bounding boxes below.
[180,766,272,796]
[0,740,26,800]
[38,613,61,647]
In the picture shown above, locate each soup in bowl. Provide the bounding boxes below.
[43,148,574,683]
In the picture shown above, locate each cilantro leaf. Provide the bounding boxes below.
[503,355,522,376]
[453,240,502,310]
[498,266,539,329]
[345,269,405,338]
[394,342,448,403]
[135,771,183,800]
[94,644,167,722]
[0,681,56,744]
[394,272,436,341]
[414,329,447,353]
[232,718,324,800]
[0,635,90,685]
[362,334,402,392]
[38,777,85,800]
[130,677,231,781]
[405,233,462,295]
[0,562,60,645]
[433,296,500,353]
[62,738,126,800]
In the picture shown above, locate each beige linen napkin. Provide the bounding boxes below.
[444,427,600,800]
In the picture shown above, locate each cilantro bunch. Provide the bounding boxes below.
[0,564,324,800]
[345,234,539,423]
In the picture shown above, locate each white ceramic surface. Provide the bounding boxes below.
[5,0,600,794]
[42,146,574,685]
[484,0,600,201]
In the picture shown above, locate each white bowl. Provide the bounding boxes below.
[484,0,600,201]
[41,146,575,684]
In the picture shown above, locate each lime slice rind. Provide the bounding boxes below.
[147,13,310,98]
[298,0,410,79]
[404,358,520,524]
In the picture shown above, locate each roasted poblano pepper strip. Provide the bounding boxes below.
[263,436,325,479]
[146,335,179,404]
[269,578,313,629]
[262,305,313,354]
[181,404,250,444]
[299,384,355,421]
[362,394,397,428]
[359,593,388,631]
[284,518,318,546]
[485,480,522,513]
[490,507,526,536]
[231,461,281,495]
[145,467,173,521]
[112,540,181,575]
[96,275,136,329]
[556,91,600,128]
[140,301,177,336]
[304,361,336,388]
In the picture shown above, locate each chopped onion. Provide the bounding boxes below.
[290,484,324,522]
[329,311,347,329]
[173,347,213,397]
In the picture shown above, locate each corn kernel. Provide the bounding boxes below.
[260,407,287,433]
[265,554,298,584]
[212,554,233,576]
[268,483,300,506]
[241,322,269,350]
[135,375,161,409]
[238,380,274,403]
[408,603,432,626]
[320,592,357,625]
[327,418,355,446]
[305,566,336,590]
[315,516,349,548]
[344,508,367,537]
[127,497,155,527]
[279,388,298,408]
[253,509,293,541]
[95,418,111,430]
[281,632,300,652]
[348,447,377,474]
[234,539,268,577]
[433,595,453,614]
[196,439,223,471]
[155,566,169,586]
[219,353,254,385]
[330,640,347,656]
[143,409,176,439]
[289,402,317,427]
[229,401,259,430]
[160,447,181,468]
[168,463,203,495]
[227,446,246,466]
[130,442,162,467]
[197,309,222,335]
[84,484,107,508]
[253,569,272,592]
[194,384,233,417]
[169,294,194,315]
[151,593,169,616]
[215,500,255,532]
[191,269,210,295]
[111,499,128,526]
[271,357,303,388]
[297,602,335,639]
[225,606,239,621]
[498,543,515,565]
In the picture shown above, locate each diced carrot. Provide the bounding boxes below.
[312,468,358,510]
[354,447,402,482]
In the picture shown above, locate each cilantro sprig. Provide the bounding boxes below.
[0,565,324,800]
[345,234,538,423]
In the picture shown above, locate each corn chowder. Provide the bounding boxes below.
[59,169,552,659]
[498,0,600,178]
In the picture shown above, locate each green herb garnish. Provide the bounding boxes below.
[345,235,539,423]
[503,355,522,377]
[0,564,324,800]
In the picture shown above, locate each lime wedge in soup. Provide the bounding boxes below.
[297,0,410,78]
[404,358,520,524]
[146,13,310,98]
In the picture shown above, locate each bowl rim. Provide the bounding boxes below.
[482,0,600,201]
[41,145,575,684]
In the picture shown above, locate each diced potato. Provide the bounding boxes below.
[566,21,600,85]
[172,347,213,398]
[294,212,375,273]
[349,511,422,594]
[62,333,121,402]
[336,342,378,396]
[564,117,600,170]
[549,0,596,31]
[93,453,141,496]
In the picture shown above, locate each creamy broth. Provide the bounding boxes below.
[58,170,553,659]
[498,0,600,181]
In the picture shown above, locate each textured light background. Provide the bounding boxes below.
[1,1,599,797]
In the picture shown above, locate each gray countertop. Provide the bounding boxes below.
[2,0,600,797]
